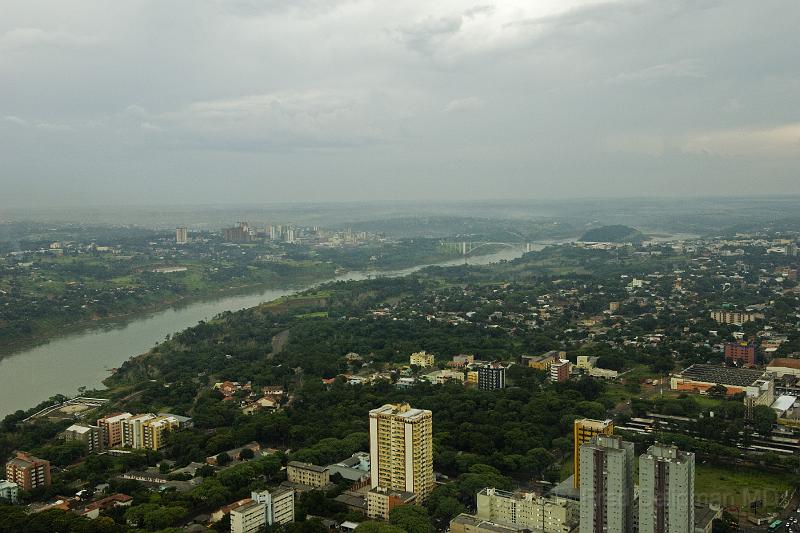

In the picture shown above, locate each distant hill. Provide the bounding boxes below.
[579,225,645,243]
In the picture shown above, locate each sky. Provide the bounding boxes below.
[1,0,799,207]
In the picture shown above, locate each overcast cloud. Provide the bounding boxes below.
[1,0,798,207]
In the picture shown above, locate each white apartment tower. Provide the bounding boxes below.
[579,435,634,533]
[639,444,695,533]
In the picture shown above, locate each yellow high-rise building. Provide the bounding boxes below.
[369,403,434,504]
[572,418,613,489]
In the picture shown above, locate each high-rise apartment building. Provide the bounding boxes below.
[4,452,51,491]
[176,227,188,244]
[478,363,506,391]
[142,415,182,450]
[476,488,578,533]
[578,435,634,533]
[573,419,613,489]
[369,403,434,505]
[122,413,157,448]
[639,444,695,533]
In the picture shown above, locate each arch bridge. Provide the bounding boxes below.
[440,241,537,257]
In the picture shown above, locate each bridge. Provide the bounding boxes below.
[440,241,538,257]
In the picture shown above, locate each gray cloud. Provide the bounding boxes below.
[0,0,798,207]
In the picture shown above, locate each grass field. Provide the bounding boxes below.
[695,463,794,513]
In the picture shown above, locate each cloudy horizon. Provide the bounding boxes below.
[2,0,799,207]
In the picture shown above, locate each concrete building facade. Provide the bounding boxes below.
[476,487,578,533]
[410,351,435,367]
[578,435,634,533]
[252,487,295,525]
[287,462,330,488]
[639,444,695,533]
[478,363,506,391]
[0,480,18,503]
[65,424,105,453]
[231,501,267,533]
[369,403,434,508]
[97,412,133,448]
[573,419,614,489]
[4,452,51,491]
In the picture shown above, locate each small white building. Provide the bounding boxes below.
[0,480,19,503]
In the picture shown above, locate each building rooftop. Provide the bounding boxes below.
[334,493,367,510]
[769,358,800,370]
[642,444,694,464]
[369,403,430,419]
[771,395,797,413]
[450,514,527,533]
[231,501,265,515]
[288,461,328,473]
[677,364,767,387]
[65,424,93,434]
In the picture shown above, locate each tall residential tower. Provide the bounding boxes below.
[578,435,634,533]
[639,444,695,533]
[368,403,434,517]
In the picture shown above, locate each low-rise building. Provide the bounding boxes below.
[366,487,416,520]
[710,310,764,325]
[476,488,578,533]
[0,480,19,503]
[423,369,466,385]
[410,351,435,368]
[77,493,133,519]
[450,513,528,533]
[327,452,370,482]
[575,356,619,379]
[767,358,800,379]
[670,364,770,396]
[523,351,562,370]
[287,461,330,488]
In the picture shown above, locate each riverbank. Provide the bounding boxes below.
[0,246,529,416]
[0,247,492,357]
[0,274,334,360]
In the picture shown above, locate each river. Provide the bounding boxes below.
[0,247,530,416]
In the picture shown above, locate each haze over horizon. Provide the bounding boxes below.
[2,0,799,207]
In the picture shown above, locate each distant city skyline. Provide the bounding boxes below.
[2,0,799,206]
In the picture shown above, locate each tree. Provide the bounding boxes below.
[215,452,231,466]
[239,447,255,461]
[752,405,777,435]
[707,384,728,398]
[388,505,433,533]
